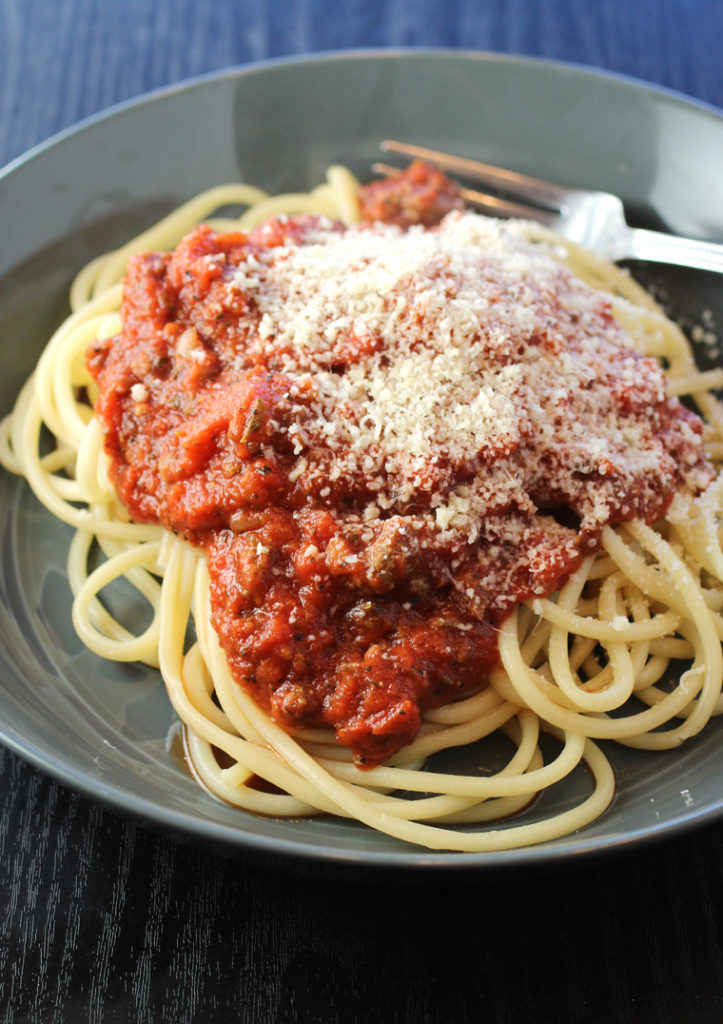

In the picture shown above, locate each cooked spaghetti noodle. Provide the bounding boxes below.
[2,163,722,852]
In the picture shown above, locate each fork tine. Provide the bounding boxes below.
[372,162,560,228]
[381,140,572,212]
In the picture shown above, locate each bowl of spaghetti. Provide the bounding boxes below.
[1,50,722,869]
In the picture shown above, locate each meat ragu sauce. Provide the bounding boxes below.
[88,163,712,765]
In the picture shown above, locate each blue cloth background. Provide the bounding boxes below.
[2,0,723,167]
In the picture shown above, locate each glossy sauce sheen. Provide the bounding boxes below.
[88,167,711,764]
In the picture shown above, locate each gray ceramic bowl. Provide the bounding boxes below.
[1,50,722,872]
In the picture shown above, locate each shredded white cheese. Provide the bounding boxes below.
[219,211,704,542]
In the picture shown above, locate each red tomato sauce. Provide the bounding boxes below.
[357,158,464,226]
[87,165,711,765]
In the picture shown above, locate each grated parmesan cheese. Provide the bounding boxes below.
[218,210,707,543]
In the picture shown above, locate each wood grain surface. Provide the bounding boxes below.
[2,745,722,1023]
[1,2,722,1021]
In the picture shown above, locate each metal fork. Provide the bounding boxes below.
[379,140,723,275]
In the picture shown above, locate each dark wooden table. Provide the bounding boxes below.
[1,2,722,1021]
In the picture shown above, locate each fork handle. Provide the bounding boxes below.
[623,227,723,275]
